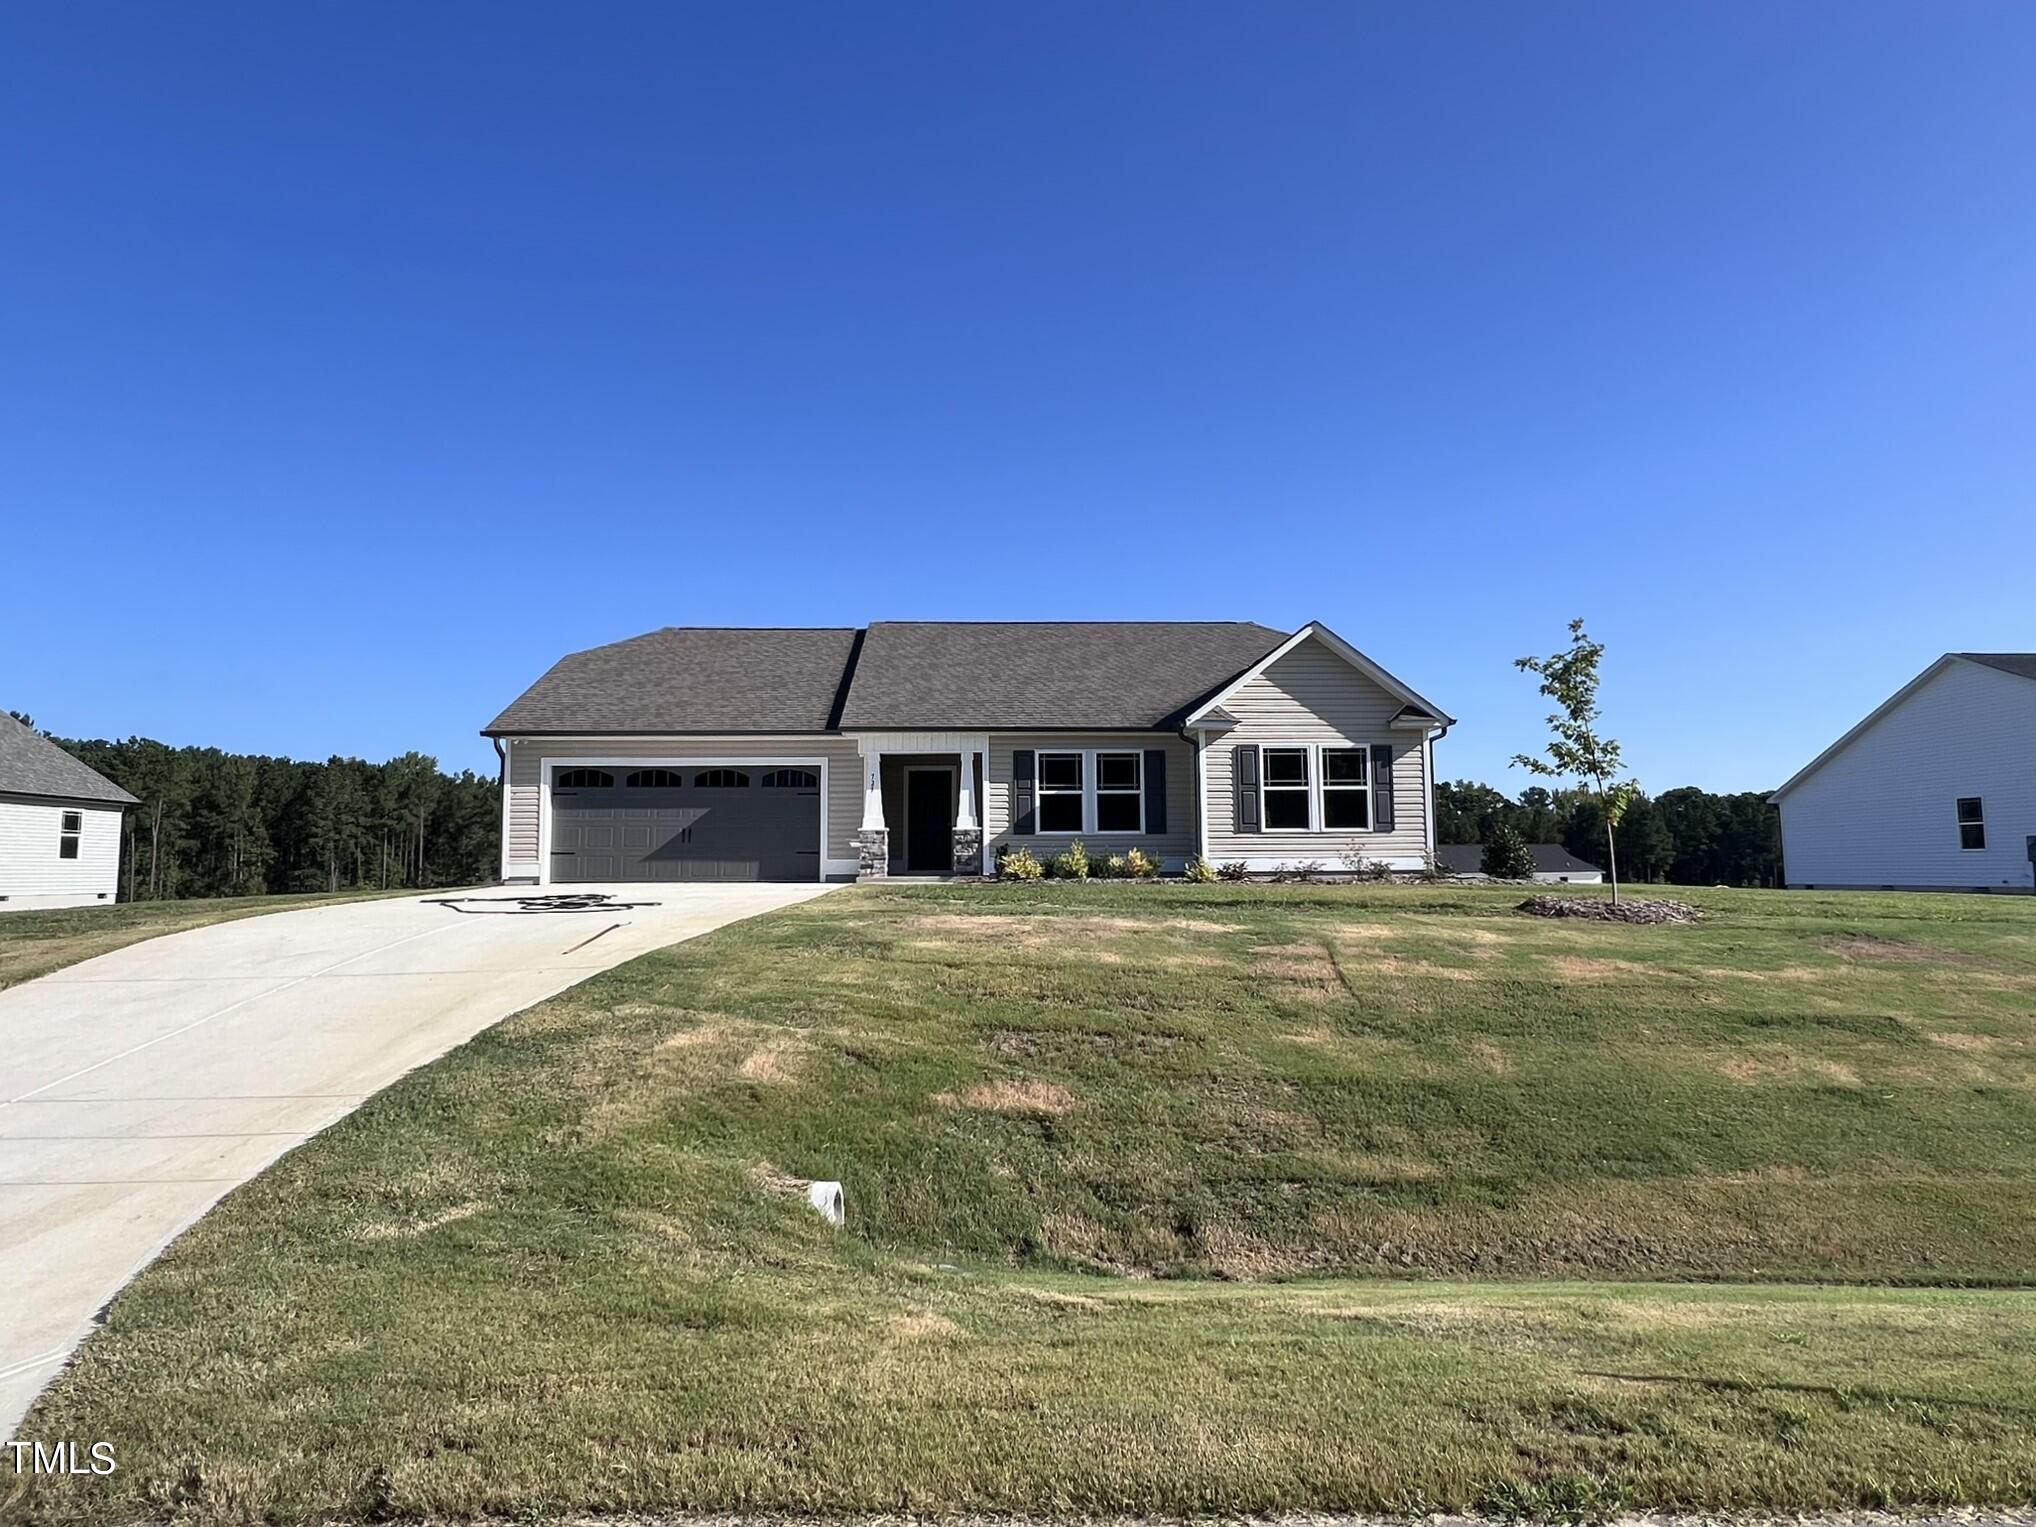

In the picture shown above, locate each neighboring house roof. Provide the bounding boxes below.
[0,712,139,805]
[484,627,863,734]
[1436,843,1602,875]
[836,621,1290,730]
[1958,652,2036,682]
[1770,652,2036,800]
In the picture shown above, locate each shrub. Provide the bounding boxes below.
[1124,847,1159,879]
[1481,823,1535,879]
[1416,849,1453,883]
[1050,840,1091,881]
[1273,859,1325,884]
[1098,854,1130,879]
[1217,860,1250,882]
[1337,846,1394,880]
[1183,854,1218,883]
[997,845,1043,881]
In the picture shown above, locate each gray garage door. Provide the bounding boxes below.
[549,766,821,882]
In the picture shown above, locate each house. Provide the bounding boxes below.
[1772,653,2036,894]
[1434,843,1603,883]
[0,713,137,911]
[484,621,1453,883]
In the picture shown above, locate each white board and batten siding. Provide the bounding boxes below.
[0,797,123,911]
[1202,635,1433,870]
[500,735,864,881]
[983,733,1198,871]
[1777,658,2036,893]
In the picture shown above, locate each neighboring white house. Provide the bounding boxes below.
[1772,653,2036,894]
[0,712,136,911]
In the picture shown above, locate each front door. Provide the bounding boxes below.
[904,770,954,874]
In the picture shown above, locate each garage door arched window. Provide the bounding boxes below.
[695,768,750,788]
[625,769,686,788]
[555,769,614,788]
[761,768,818,789]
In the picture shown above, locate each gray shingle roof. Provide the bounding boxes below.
[837,621,1289,730]
[0,713,138,805]
[1436,843,1602,875]
[484,627,863,734]
[1959,653,2036,682]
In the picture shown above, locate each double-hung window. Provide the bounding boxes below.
[59,810,82,860]
[1957,797,1986,851]
[1261,748,1312,830]
[1321,748,1371,829]
[1096,752,1142,832]
[1038,752,1084,832]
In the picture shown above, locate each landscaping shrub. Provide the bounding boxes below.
[1217,860,1250,881]
[1481,823,1535,879]
[1182,854,1217,883]
[1337,846,1394,880]
[997,845,1043,881]
[1050,840,1091,881]
[1098,854,1130,879]
[1123,847,1158,879]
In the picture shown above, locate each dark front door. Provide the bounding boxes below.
[904,770,953,874]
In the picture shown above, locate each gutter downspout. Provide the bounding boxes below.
[491,737,508,885]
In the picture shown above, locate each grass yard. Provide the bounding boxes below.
[13,882,2036,1522]
[0,890,419,992]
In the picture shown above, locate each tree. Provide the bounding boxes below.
[1512,619,1639,903]
[1480,822,1535,879]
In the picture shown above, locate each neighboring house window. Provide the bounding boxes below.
[1321,748,1371,830]
[1261,748,1311,830]
[625,768,685,788]
[1095,752,1142,832]
[1037,752,1084,832]
[555,769,613,788]
[761,769,818,789]
[59,810,82,860]
[1957,797,1985,850]
[696,769,750,788]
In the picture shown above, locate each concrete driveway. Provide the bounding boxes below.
[0,881,834,1437]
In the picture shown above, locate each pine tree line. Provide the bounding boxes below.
[1436,781,1783,887]
[42,731,499,900]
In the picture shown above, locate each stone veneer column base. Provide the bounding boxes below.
[951,828,984,876]
[853,828,889,881]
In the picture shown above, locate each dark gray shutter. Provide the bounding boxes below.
[1370,744,1395,832]
[1143,749,1167,834]
[1012,749,1036,836]
[1235,744,1260,833]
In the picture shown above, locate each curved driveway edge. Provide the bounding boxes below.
[0,882,834,1438]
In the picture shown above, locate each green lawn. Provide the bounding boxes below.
[0,889,430,992]
[13,882,2036,1522]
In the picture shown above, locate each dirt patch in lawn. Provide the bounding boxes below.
[1823,933,1986,967]
[1718,1054,1862,1086]
[938,1079,1077,1115]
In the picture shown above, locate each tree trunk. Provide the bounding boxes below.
[1604,818,1621,904]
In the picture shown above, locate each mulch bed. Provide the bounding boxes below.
[1517,894,1702,925]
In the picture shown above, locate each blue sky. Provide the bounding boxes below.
[4,3,2031,791]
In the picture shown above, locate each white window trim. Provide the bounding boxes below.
[1095,749,1144,836]
[1255,742,1379,836]
[1956,796,1986,851]
[1034,750,1087,835]
[1030,747,1146,836]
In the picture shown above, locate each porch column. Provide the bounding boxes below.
[952,739,986,876]
[854,743,888,880]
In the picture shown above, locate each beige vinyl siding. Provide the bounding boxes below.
[502,736,863,874]
[1202,637,1431,865]
[985,733,1197,869]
